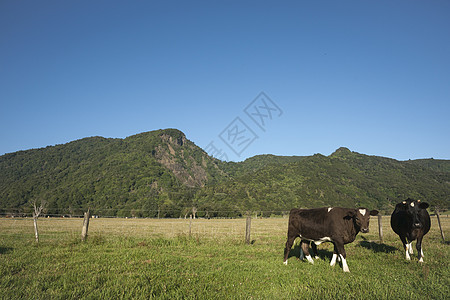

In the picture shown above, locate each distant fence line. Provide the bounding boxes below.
[1,211,447,245]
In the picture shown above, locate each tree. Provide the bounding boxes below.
[32,199,47,243]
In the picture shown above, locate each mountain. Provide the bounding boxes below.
[0,129,224,217]
[1,130,449,217]
[195,148,449,217]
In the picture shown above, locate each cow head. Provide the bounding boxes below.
[397,198,429,228]
[346,208,379,233]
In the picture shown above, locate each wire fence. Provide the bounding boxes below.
[1,215,448,245]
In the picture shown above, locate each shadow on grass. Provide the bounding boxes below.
[315,248,333,259]
[287,243,302,260]
[0,247,13,254]
[358,241,397,253]
[287,243,333,261]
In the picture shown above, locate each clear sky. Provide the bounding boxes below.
[1,0,449,161]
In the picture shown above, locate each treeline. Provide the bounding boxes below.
[1,130,449,218]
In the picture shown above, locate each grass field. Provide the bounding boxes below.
[1,216,449,299]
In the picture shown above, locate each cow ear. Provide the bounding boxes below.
[369,210,379,216]
[419,202,429,209]
[345,209,356,219]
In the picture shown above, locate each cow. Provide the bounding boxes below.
[283,207,379,272]
[390,198,430,262]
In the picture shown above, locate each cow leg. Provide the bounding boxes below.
[301,240,314,264]
[299,241,305,260]
[399,235,411,260]
[406,242,413,260]
[334,242,350,272]
[330,244,338,267]
[408,240,414,255]
[416,235,424,262]
[283,234,297,265]
[299,239,308,260]
[311,242,319,259]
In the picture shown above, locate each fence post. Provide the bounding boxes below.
[435,208,445,242]
[245,216,251,244]
[377,215,383,243]
[81,208,90,241]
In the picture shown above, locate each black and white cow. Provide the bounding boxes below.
[390,198,430,262]
[284,207,378,272]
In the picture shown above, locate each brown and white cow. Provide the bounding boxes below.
[283,207,378,272]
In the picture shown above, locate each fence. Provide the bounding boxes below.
[2,213,447,245]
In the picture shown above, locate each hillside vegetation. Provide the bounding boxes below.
[0,129,449,217]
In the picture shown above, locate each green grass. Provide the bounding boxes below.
[1,217,449,299]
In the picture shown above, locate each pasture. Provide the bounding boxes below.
[1,216,449,299]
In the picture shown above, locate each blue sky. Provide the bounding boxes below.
[1,0,449,161]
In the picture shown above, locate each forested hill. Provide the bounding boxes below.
[198,147,448,216]
[0,129,225,217]
[1,130,449,217]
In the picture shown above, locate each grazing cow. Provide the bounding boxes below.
[283,207,379,272]
[390,198,430,262]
